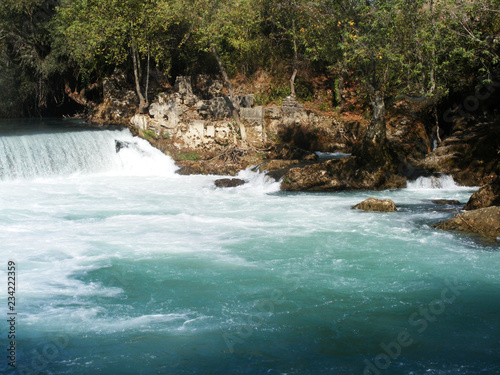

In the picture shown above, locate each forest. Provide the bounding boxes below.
[0,0,498,128]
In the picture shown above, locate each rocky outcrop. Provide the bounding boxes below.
[352,198,397,212]
[129,76,268,155]
[433,206,500,240]
[214,178,246,188]
[464,179,500,210]
[419,121,500,186]
[280,156,407,191]
[90,70,138,125]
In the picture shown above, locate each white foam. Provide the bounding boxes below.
[236,167,281,194]
[406,174,465,190]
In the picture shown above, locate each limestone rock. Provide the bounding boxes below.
[352,198,397,212]
[130,114,149,130]
[174,76,194,96]
[282,95,303,115]
[433,206,500,239]
[265,106,282,120]
[238,94,255,108]
[464,180,500,210]
[240,106,264,125]
[214,178,246,188]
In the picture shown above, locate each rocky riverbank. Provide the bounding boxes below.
[87,74,499,196]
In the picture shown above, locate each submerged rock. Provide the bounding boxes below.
[433,206,500,240]
[214,178,246,188]
[352,198,397,212]
[432,199,461,205]
[464,179,500,210]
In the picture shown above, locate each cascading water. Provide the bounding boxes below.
[0,127,177,180]
[1,120,498,375]
[406,173,464,190]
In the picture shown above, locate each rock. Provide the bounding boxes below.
[464,179,500,210]
[419,121,500,186]
[174,76,197,105]
[115,140,132,152]
[432,199,461,205]
[130,114,149,130]
[265,106,282,119]
[433,206,500,240]
[282,95,303,115]
[214,178,246,188]
[196,97,233,119]
[237,94,254,108]
[258,159,301,181]
[174,76,194,97]
[352,198,397,212]
[176,161,241,176]
[240,106,264,125]
[281,157,407,192]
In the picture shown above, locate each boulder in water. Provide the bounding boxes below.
[115,140,131,152]
[464,179,500,210]
[214,178,246,188]
[433,206,500,240]
[352,198,397,212]
[281,158,406,192]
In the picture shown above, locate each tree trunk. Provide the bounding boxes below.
[131,44,148,114]
[290,68,297,98]
[211,45,247,143]
[366,89,386,145]
[336,68,347,112]
[290,19,298,98]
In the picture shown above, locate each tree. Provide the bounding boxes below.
[262,0,312,97]
[185,0,263,143]
[0,0,65,116]
[54,0,181,113]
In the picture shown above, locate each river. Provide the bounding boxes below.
[1,119,499,374]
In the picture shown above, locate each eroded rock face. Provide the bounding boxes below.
[352,198,397,212]
[464,179,500,210]
[433,206,500,240]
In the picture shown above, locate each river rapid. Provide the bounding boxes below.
[1,119,499,375]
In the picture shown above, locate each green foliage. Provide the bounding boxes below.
[319,101,331,112]
[0,0,497,123]
[255,82,290,105]
[142,128,157,140]
[176,152,201,161]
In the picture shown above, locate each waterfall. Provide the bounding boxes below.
[0,128,177,180]
[406,173,462,190]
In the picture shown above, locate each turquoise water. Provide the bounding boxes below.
[1,121,499,374]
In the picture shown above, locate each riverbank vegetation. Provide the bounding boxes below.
[0,0,498,130]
